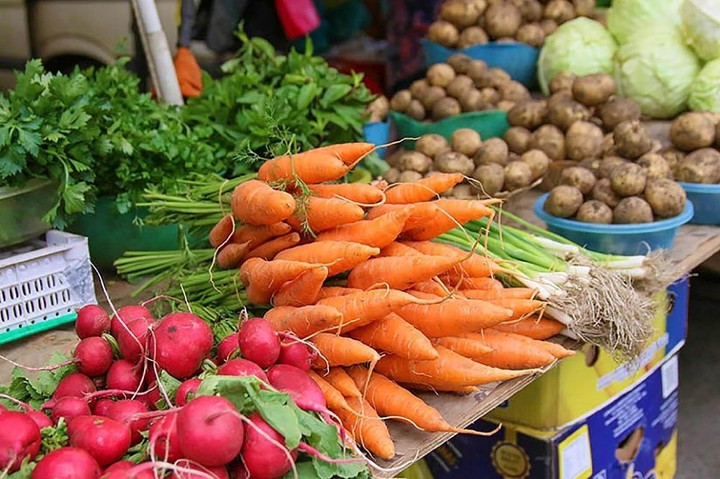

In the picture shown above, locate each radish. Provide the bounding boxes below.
[30,447,101,479]
[176,378,202,406]
[237,319,280,368]
[151,312,213,379]
[92,398,115,417]
[0,411,41,472]
[116,317,153,364]
[68,415,132,466]
[144,382,161,410]
[102,467,156,479]
[217,333,240,362]
[148,412,182,462]
[228,462,249,479]
[169,461,230,479]
[53,372,96,400]
[266,365,326,413]
[217,359,268,383]
[177,396,244,467]
[277,341,314,372]
[75,337,114,377]
[111,305,153,338]
[51,397,91,424]
[26,410,53,430]
[106,360,142,392]
[75,304,111,339]
[0,404,6,414]
[106,400,150,445]
[103,460,134,474]
[241,412,297,479]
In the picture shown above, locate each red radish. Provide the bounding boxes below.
[237,319,281,368]
[151,312,214,379]
[74,337,114,377]
[106,360,142,392]
[51,397,91,424]
[241,412,297,479]
[169,460,229,479]
[217,333,240,362]
[266,365,326,413]
[116,317,153,364]
[103,460,134,474]
[149,412,182,462]
[102,467,156,479]
[217,359,268,383]
[26,410,53,430]
[111,305,153,338]
[0,404,6,414]
[277,341,314,372]
[107,400,150,445]
[68,415,131,466]
[175,378,202,406]
[92,398,115,417]
[177,396,244,467]
[0,411,41,472]
[143,382,161,410]
[53,372,96,400]
[75,304,111,339]
[228,462,249,479]
[30,447,101,479]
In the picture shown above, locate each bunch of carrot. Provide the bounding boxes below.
[204,142,575,460]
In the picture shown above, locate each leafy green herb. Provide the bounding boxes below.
[0,352,76,410]
[39,419,69,455]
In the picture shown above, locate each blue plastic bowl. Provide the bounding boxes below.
[534,194,694,255]
[678,182,720,225]
[422,39,540,89]
[363,121,390,158]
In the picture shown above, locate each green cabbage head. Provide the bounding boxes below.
[607,0,683,44]
[615,27,701,119]
[538,18,617,96]
[689,59,720,112]
[681,0,720,62]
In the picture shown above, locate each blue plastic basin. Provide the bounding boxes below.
[678,182,720,225]
[363,121,390,158]
[422,39,540,89]
[534,194,694,255]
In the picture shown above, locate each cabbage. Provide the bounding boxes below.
[689,59,720,111]
[607,0,683,44]
[681,0,720,62]
[537,18,617,96]
[615,27,701,119]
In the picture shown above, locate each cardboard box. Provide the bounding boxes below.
[426,353,680,479]
[488,278,688,430]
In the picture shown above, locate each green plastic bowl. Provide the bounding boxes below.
[389,110,509,148]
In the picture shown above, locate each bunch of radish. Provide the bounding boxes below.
[0,303,367,479]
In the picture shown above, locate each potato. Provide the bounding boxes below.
[507,100,547,130]
[675,148,720,183]
[544,185,584,217]
[447,54,473,74]
[427,21,460,47]
[572,0,596,17]
[516,23,546,47]
[529,124,566,160]
[547,99,591,131]
[609,162,647,197]
[521,149,551,180]
[613,197,654,224]
[406,100,426,121]
[416,134,450,159]
[613,120,653,160]
[497,100,516,112]
[458,27,490,48]
[576,200,613,224]
[560,166,596,194]
[571,73,616,107]
[390,90,412,112]
[398,170,423,183]
[478,87,501,106]
[597,156,628,179]
[519,0,543,22]
[499,81,531,103]
[459,88,484,112]
[398,151,433,173]
[385,150,403,168]
[670,112,717,151]
[578,157,602,176]
[365,96,389,122]
[446,75,474,100]
[488,68,512,88]
[427,63,456,88]
[440,0,483,27]
[507,152,521,163]
[466,60,489,86]
[472,163,505,196]
[435,151,475,176]
[597,98,641,132]
[432,97,462,120]
[451,128,483,157]
[549,72,576,94]
[717,122,720,148]
[546,90,574,110]
[384,167,401,183]
[539,18,558,35]
[543,0,575,24]
[659,147,686,177]
[637,153,672,180]
[644,179,687,218]
[565,121,604,160]
[485,2,522,38]
[591,178,621,208]
[420,86,446,109]
[504,126,533,154]
[410,79,430,98]
[504,161,534,190]
[601,133,616,158]
[451,184,475,199]
[474,138,509,166]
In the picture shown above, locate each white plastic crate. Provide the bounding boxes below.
[0,231,96,343]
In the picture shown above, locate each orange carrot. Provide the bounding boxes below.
[312,142,375,166]
[333,397,395,460]
[275,241,380,276]
[385,173,464,204]
[347,255,461,291]
[375,346,535,388]
[483,329,575,359]
[462,288,537,300]
[367,203,446,232]
[493,316,565,340]
[452,276,505,291]
[272,266,328,307]
[287,197,365,233]
[231,222,293,248]
[316,287,363,300]
[379,241,423,257]
[433,336,493,359]
[311,333,380,367]
[349,313,439,361]
[308,183,384,204]
[405,241,506,278]
[395,299,513,337]
[402,199,496,241]
[323,368,362,398]
[240,258,323,304]
[457,332,556,369]
[315,209,411,249]
[257,151,350,184]
[402,383,479,394]
[486,299,545,320]
[216,242,251,269]
[209,215,234,248]
[308,370,353,414]
[244,232,301,261]
[412,280,462,298]
[231,180,296,226]
[264,305,345,337]
[317,289,421,333]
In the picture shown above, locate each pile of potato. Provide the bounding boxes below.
[664,112,720,184]
[427,0,598,49]
[390,54,530,121]
[384,128,549,198]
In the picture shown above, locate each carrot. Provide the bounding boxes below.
[216,242,251,269]
[451,276,505,291]
[287,197,365,233]
[272,266,328,307]
[379,241,422,257]
[347,255,461,291]
[231,180,296,226]
[308,371,353,414]
[264,305,345,337]
[240,258,324,304]
[349,313,439,361]
[402,199,496,241]
[375,346,535,388]
[312,142,375,166]
[462,288,537,300]
[366,203,441,231]
[317,289,421,333]
[322,368,362,398]
[412,280,461,298]
[395,299,513,337]
[311,333,380,367]
[405,241,506,278]
[315,209,411,249]
[433,336,493,359]
[403,383,479,394]
[316,287,363,300]
[275,241,380,277]
[308,183,384,204]
[209,215,234,248]
[232,222,292,248]
[333,397,395,460]
[485,299,545,320]
[244,232,301,261]
[257,151,350,184]
[483,329,575,359]
[385,173,464,204]
[458,332,557,369]
[493,316,565,340]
